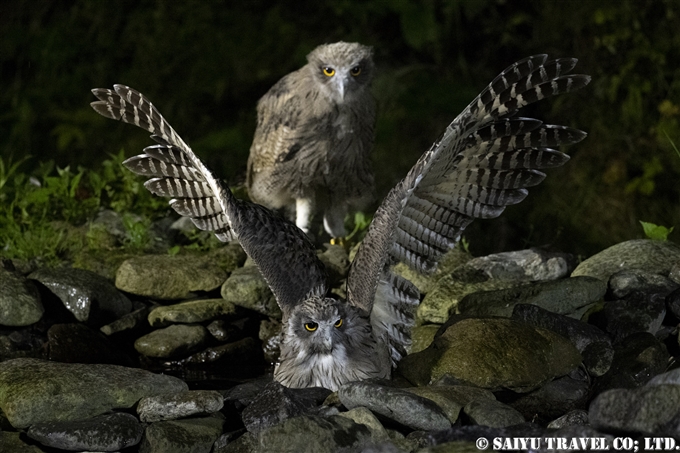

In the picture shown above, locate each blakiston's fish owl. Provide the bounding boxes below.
[91,55,589,391]
[247,42,376,238]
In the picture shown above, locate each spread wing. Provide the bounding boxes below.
[90,85,328,314]
[347,55,591,364]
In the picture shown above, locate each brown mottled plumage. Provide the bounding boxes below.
[91,55,590,392]
[247,42,376,237]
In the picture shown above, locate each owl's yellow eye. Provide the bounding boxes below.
[350,66,362,77]
[322,67,335,77]
[334,318,343,328]
[304,322,318,332]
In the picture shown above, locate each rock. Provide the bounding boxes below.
[547,409,589,429]
[207,242,248,273]
[148,298,238,327]
[135,324,209,358]
[0,358,187,428]
[27,412,143,451]
[667,287,680,319]
[602,293,666,343]
[140,416,225,453]
[647,368,680,386]
[0,329,47,361]
[465,248,573,281]
[463,398,525,428]
[0,268,43,326]
[29,267,132,325]
[415,423,544,448]
[0,431,44,452]
[222,377,271,409]
[259,318,283,364]
[221,266,281,319]
[207,319,241,342]
[241,381,332,434]
[571,239,680,281]
[337,406,390,441]
[116,254,227,299]
[338,381,451,431]
[594,333,669,394]
[410,325,440,354]
[138,390,224,422]
[398,318,581,392]
[100,305,151,336]
[589,384,680,434]
[47,322,134,366]
[403,385,495,424]
[317,244,350,285]
[511,304,613,376]
[257,414,374,453]
[608,269,679,299]
[174,337,263,377]
[458,276,606,318]
[503,369,591,423]
[418,270,519,324]
[216,431,258,453]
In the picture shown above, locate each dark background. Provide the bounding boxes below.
[1,0,678,258]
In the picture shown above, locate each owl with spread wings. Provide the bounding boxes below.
[91,55,589,391]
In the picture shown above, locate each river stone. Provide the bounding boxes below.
[207,241,248,273]
[0,358,188,428]
[48,323,134,366]
[148,299,237,327]
[140,416,225,453]
[0,268,43,326]
[338,381,451,431]
[138,390,224,422]
[0,431,44,452]
[410,324,440,354]
[134,324,209,358]
[647,368,680,386]
[547,410,589,429]
[571,239,680,281]
[221,266,281,319]
[418,272,519,324]
[100,305,151,336]
[398,318,581,391]
[116,255,227,299]
[173,337,262,373]
[511,304,613,376]
[257,414,374,453]
[458,276,606,318]
[337,406,390,441]
[466,248,573,281]
[608,269,679,299]
[463,398,525,428]
[27,412,143,451]
[602,293,666,342]
[29,267,131,325]
[589,384,680,434]
[403,385,495,424]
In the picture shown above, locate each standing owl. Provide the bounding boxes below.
[247,41,376,238]
[91,55,590,391]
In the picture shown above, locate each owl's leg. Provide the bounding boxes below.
[323,204,347,239]
[295,197,315,234]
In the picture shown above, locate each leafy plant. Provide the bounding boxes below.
[640,221,674,241]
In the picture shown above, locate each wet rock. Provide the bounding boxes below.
[174,337,262,376]
[458,276,606,318]
[48,322,134,366]
[257,414,374,453]
[667,287,680,319]
[337,406,390,441]
[222,377,271,409]
[241,381,332,434]
[403,385,495,424]
[29,267,132,325]
[148,298,237,327]
[259,318,283,364]
[116,254,227,299]
[140,416,225,453]
[138,390,224,422]
[647,368,680,386]
[417,269,518,324]
[100,305,151,336]
[463,398,525,428]
[602,293,666,343]
[670,263,680,284]
[27,412,143,451]
[410,325,439,354]
[503,369,591,423]
[594,332,669,394]
[317,244,350,285]
[0,329,47,361]
[466,248,573,281]
[134,324,209,358]
[608,269,679,299]
[0,358,187,428]
[398,318,581,391]
[221,266,281,319]
[0,431,43,452]
[547,410,589,429]
[338,381,451,431]
[571,239,680,281]
[414,423,544,448]
[0,268,43,326]
[207,319,241,342]
[216,431,258,453]
[589,384,680,435]
[512,304,613,376]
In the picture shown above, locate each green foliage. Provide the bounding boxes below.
[640,221,674,241]
[346,211,373,244]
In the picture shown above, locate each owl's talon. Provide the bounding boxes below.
[330,237,348,248]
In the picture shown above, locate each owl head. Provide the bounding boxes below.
[306,41,374,103]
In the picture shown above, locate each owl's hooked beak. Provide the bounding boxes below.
[320,333,333,353]
[332,75,350,102]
